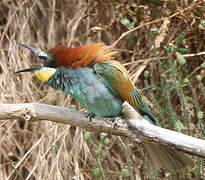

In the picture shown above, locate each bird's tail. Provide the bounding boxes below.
[143,143,195,172]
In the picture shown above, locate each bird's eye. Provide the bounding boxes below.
[41,57,49,64]
[44,58,49,63]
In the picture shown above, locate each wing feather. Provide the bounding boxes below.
[94,60,158,125]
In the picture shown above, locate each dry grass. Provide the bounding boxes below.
[0,0,205,179]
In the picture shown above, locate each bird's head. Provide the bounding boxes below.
[16,43,57,83]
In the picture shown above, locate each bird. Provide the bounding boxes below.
[16,42,194,172]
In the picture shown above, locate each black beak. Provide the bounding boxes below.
[15,67,41,73]
[19,43,44,56]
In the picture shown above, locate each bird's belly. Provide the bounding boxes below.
[75,92,123,118]
[46,66,123,117]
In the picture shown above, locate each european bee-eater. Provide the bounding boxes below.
[16,43,194,172]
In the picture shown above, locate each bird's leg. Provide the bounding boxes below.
[106,117,116,123]
[86,113,95,122]
[106,117,121,128]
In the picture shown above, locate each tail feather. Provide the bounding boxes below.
[143,143,195,172]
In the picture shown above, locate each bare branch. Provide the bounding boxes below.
[0,102,205,158]
[0,103,130,137]
[122,102,205,158]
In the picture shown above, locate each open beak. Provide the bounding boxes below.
[16,43,56,83]
[16,43,46,72]
[15,43,42,74]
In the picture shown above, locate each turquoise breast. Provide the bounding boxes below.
[46,66,123,117]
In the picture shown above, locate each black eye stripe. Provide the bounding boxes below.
[39,55,57,68]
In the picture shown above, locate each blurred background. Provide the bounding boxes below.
[0,0,204,179]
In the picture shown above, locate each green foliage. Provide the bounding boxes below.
[150,27,158,39]
[144,70,150,79]
[70,104,77,110]
[100,133,107,142]
[83,131,92,142]
[121,166,130,179]
[103,138,110,146]
[201,62,205,68]
[93,168,102,178]
[120,16,137,44]
[94,149,101,157]
[176,52,186,65]
[51,144,58,155]
[176,32,185,46]
[197,111,204,120]
[196,75,202,82]
[120,17,134,30]
[201,21,205,29]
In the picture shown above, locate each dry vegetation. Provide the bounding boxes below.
[0,0,205,179]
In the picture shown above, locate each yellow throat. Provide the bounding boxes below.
[35,67,56,83]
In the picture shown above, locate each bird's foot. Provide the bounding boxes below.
[106,117,121,128]
[106,117,116,123]
[86,113,95,122]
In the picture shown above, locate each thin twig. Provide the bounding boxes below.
[123,51,205,66]
[110,2,201,49]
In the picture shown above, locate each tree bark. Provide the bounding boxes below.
[0,102,205,158]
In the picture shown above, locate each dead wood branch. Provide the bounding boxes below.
[0,102,204,158]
